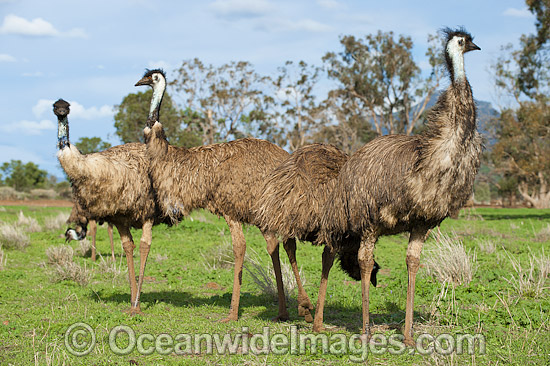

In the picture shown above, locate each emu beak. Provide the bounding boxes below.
[135,76,152,87]
[466,41,481,52]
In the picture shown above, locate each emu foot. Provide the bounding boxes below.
[403,336,415,347]
[271,312,290,322]
[312,323,325,333]
[123,306,144,316]
[220,314,238,323]
[298,305,313,323]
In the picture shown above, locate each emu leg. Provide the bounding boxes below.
[108,223,115,261]
[116,224,141,315]
[312,245,336,332]
[89,220,97,261]
[283,238,314,323]
[133,220,153,315]
[358,234,377,338]
[403,227,429,346]
[264,232,289,321]
[221,217,246,322]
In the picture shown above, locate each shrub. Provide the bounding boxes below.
[424,230,477,286]
[0,223,30,250]
[46,245,90,286]
[29,189,57,200]
[17,211,42,232]
[0,187,17,200]
[44,212,69,231]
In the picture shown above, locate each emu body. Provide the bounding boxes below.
[137,70,291,322]
[319,28,482,343]
[256,143,379,322]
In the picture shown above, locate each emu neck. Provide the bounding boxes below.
[447,44,465,84]
[57,116,70,150]
[148,80,165,127]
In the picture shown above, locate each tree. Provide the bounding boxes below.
[113,89,190,145]
[74,137,111,154]
[491,0,550,208]
[0,160,48,191]
[322,31,444,137]
[492,102,550,208]
[171,58,271,144]
[266,60,322,151]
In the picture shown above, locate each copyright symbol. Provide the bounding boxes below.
[64,322,96,356]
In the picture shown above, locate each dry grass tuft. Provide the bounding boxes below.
[154,253,168,263]
[46,245,91,286]
[424,230,477,286]
[0,223,30,250]
[504,250,550,300]
[534,224,550,243]
[243,248,305,302]
[46,245,74,265]
[0,244,6,270]
[44,212,69,231]
[75,238,92,258]
[17,211,42,232]
[200,239,234,270]
[97,255,127,284]
[477,238,497,254]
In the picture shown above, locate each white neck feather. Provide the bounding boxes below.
[447,38,465,82]
[150,77,166,118]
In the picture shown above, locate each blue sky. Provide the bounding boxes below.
[0,0,536,178]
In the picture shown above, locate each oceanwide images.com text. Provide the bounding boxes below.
[64,323,486,361]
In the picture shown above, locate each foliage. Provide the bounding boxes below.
[74,137,112,154]
[172,59,271,144]
[491,101,550,207]
[322,31,444,137]
[113,89,199,147]
[0,160,48,191]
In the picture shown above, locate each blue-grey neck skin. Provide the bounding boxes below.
[57,115,70,149]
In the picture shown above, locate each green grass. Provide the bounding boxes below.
[0,205,549,365]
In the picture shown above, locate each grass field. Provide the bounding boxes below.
[0,205,549,365]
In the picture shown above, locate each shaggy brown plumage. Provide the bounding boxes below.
[255,143,379,322]
[66,202,115,262]
[137,69,294,322]
[145,122,289,321]
[317,28,483,341]
[54,99,164,315]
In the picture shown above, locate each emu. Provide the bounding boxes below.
[66,195,115,262]
[54,99,166,315]
[318,28,482,344]
[256,143,379,322]
[136,69,293,322]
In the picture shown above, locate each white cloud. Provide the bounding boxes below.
[209,0,274,19]
[257,17,333,33]
[1,119,56,135]
[0,14,87,38]
[502,8,534,18]
[0,53,16,62]
[32,99,114,120]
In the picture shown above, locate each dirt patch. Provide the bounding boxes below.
[0,200,73,207]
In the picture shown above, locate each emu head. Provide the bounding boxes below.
[443,27,480,56]
[135,68,166,89]
[65,225,86,242]
[53,99,71,118]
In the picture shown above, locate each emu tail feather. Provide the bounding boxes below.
[337,236,380,286]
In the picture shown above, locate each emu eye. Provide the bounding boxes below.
[458,39,464,47]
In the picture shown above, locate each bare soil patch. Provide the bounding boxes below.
[0,199,73,207]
